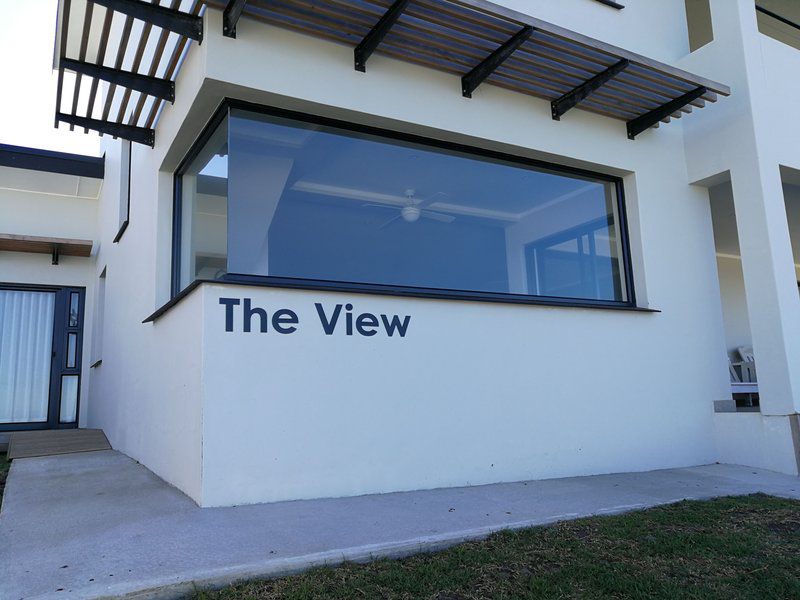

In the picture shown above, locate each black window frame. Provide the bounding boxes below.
[171,98,637,311]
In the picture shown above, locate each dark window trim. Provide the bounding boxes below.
[593,0,624,9]
[170,98,638,309]
[171,104,230,297]
[0,282,85,432]
[0,143,104,179]
[145,278,657,324]
[113,141,133,243]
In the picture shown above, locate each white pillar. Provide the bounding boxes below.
[731,163,800,417]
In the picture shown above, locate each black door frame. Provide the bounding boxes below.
[0,282,86,432]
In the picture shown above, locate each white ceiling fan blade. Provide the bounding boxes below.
[417,191,449,208]
[423,210,456,223]
[379,214,403,230]
[363,203,400,211]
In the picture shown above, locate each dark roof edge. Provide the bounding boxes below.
[0,143,105,179]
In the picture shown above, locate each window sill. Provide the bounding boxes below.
[144,277,659,324]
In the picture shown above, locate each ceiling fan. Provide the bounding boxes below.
[364,189,456,229]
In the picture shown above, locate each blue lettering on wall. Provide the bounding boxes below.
[219,298,410,338]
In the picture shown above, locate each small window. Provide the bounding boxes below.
[66,332,78,368]
[174,105,634,307]
[68,292,80,327]
[91,268,106,366]
[685,0,714,52]
[114,140,132,242]
[59,375,79,424]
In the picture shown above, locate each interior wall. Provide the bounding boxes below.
[757,0,800,51]
[716,256,753,360]
[685,0,715,51]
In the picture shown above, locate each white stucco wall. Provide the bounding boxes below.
[0,170,100,428]
[84,3,757,506]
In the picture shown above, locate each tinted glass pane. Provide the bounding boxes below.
[69,292,80,326]
[0,291,54,423]
[179,119,229,290]
[202,110,628,302]
[66,332,77,368]
[59,375,78,424]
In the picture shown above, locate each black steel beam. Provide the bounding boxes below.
[91,0,203,41]
[354,0,410,72]
[551,58,629,120]
[223,0,248,38]
[61,57,175,102]
[593,0,625,9]
[57,113,155,146]
[626,86,707,139]
[462,26,534,98]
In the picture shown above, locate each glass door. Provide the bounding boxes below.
[0,285,85,431]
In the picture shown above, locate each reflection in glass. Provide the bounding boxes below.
[179,109,629,303]
[69,292,80,327]
[179,118,229,291]
[66,332,77,368]
[59,375,79,423]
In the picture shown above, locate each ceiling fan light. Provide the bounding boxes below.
[401,205,422,222]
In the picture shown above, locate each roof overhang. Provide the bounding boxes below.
[0,144,104,179]
[54,0,730,146]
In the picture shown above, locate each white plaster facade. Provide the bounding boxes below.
[3,0,800,507]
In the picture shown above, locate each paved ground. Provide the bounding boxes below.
[2,451,799,600]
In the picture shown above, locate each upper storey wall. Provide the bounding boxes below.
[492,0,692,63]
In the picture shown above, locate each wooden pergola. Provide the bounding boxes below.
[54,0,730,146]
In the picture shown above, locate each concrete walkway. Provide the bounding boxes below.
[2,451,799,600]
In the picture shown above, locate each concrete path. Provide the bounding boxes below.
[2,451,799,600]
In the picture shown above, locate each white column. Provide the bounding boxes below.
[731,163,800,416]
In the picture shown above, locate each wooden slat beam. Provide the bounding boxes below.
[223,0,248,37]
[354,0,410,72]
[446,0,730,97]
[0,234,93,260]
[551,58,629,120]
[61,58,175,102]
[91,0,203,41]
[462,25,533,98]
[626,86,707,139]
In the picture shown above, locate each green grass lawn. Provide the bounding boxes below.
[194,494,800,600]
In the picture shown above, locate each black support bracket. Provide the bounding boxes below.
[626,86,707,140]
[223,0,248,38]
[57,113,156,147]
[91,0,203,41]
[61,58,175,102]
[551,59,629,120]
[51,244,60,266]
[354,0,410,72]
[462,26,534,98]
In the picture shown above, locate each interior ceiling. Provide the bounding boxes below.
[0,166,103,200]
[54,0,730,146]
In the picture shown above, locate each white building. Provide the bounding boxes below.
[2,0,800,507]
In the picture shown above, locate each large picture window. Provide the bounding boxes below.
[174,102,635,307]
